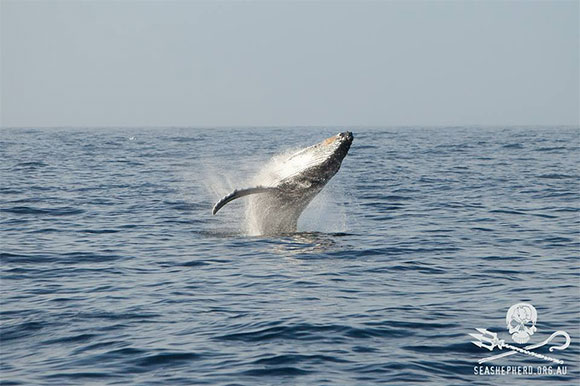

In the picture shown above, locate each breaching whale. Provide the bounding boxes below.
[212,131,353,235]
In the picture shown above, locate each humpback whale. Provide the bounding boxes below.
[212,131,353,235]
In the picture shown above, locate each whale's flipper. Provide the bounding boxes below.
[212,186,280,215]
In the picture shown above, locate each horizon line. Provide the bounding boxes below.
[1,124,578,130]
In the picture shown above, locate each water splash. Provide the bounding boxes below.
[245,148,301,236]
[205,145,349,236]
[298,180,348,234]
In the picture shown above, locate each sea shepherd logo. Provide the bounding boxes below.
[470,303,571,376]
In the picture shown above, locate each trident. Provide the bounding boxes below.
[470,328,570,365]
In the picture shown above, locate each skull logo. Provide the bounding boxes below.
[506,303,537,344]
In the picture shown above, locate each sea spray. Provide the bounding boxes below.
[298,179,348,234]
[208,132,352,235]
[201,157,260,234]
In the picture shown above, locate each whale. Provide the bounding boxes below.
[212,131,353,235]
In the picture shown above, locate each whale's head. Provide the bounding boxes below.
[321,131,353,162]
[275,131,353,190]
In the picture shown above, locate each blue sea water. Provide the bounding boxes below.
[1,126,579,385]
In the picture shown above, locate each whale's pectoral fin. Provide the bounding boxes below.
[212,186,280,215]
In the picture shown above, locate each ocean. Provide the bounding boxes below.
[1,126,579,385]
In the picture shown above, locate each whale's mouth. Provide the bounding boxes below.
[323,131,353,147]
[287,131,353,163]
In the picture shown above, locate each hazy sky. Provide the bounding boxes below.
[1,0,578,128]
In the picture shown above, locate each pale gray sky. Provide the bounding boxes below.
[1,0,578,128]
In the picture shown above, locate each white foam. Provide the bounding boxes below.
[204,143,347,236]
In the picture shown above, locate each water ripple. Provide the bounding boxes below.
[1,127,578,384]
